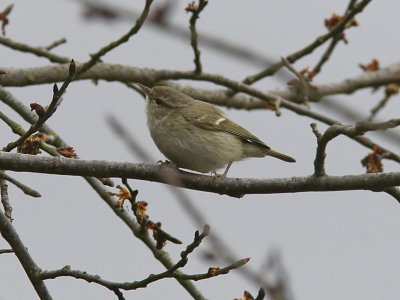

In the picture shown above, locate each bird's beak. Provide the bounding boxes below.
[136,83,152,97]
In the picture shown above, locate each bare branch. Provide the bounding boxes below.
[186,0,208,73]
[39,226,234,295]
[0,36,70,63]
[0,178,12,221]
[0,170,41,197]
[312,1,359,75]
[311,119,400,176]
[0,248,13,254]
[243,0,372,84]
[2,60,76,152]
[0,211,52,299]
[77,0,154,76]
[2,63,400,165]
[281,57,313,106]
[42,38,67,51]
[2,62,400,103]
[84,178,207,300]
[0,86,206,300]
[71,0,278,68]
[2,152,400,198]
[0,4,14,35]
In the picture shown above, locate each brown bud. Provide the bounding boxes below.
[56,146,77,158]
[324,13,343,30]
[362,145,383,173]
[30,103,45,117]
[17,134,46,155]
[185,1,197,13]
[359,59,379,72]
[385,83,399,96]
[69,59,76,77]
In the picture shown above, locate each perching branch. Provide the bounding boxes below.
[2,152,400,199]
[1,62,400,166]
[0,89,206,299]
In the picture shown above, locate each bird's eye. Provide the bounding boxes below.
[154,98,162,105]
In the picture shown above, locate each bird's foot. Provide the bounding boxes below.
[157,160,179,170]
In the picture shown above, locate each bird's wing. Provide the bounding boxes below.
[182,101,269,148]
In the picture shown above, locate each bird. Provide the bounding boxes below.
[137,84,295,176]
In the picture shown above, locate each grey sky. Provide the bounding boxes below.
[0,0,399,299]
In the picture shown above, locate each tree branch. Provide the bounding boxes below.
[0,178,12,221]
[0,90,207,300]
[0,35,70,63]
[186,0,208,74]
[77,0,153,76]
[1,152,400,198]
[2,61,400,103]
[311,119,400,176]
[1,63,400,165]
[2,59,76,152]
[0,211,52,299]
[39,226,215,291]
[242,0,372,84]
[0,170,41,197]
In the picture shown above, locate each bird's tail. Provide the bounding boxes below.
[264,149,296,163]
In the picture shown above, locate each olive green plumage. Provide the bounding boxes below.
[138,84,295,174]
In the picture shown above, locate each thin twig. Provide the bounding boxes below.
[0,170,41,197]
[187,0,208,74]
[77,0,153,76]
[2,60,76,152]
[281,57,312,106]
[0,4,14,35]
[42,38,67,51]
[84,177,207,300]
[311,119,400,176]
[368,94,391,122]
[70,0,278,69]
[0,248,14,254]
[312,0,358,75]
[0,86,65,148]
[312,36,342,76]
[39,226,242,292]
[243,0,372,84]
[0,36,70,63]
